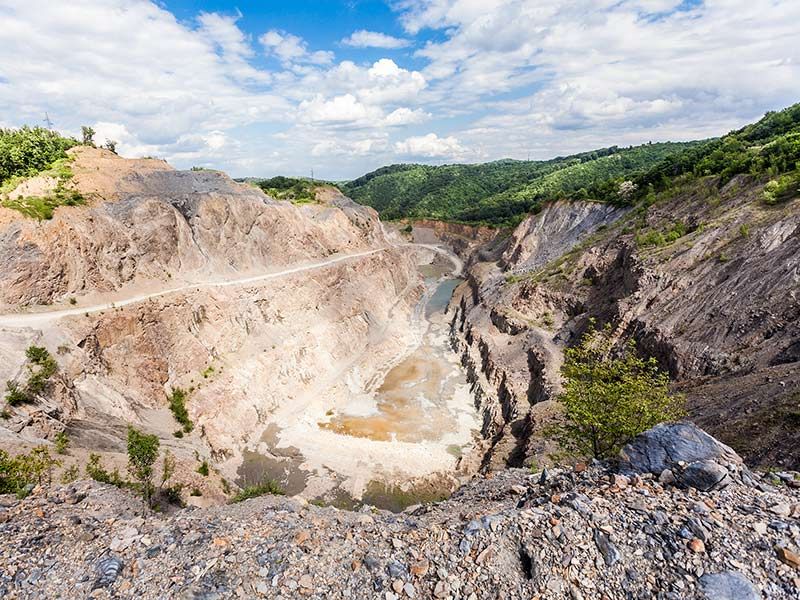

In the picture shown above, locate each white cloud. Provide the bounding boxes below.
[0,0,797,179]
[342,30,412,49]
[299,94,383,125]
[394,133,466,158]
[260,29,334,65]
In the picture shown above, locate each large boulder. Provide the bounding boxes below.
[619,422,744,491]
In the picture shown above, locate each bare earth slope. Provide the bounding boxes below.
[0,147,432,503]
[450,175,800,470]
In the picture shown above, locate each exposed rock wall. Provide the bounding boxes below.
[0,148,423,500]
[449,181,800,470]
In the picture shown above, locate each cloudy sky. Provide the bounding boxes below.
[1,0,798,179]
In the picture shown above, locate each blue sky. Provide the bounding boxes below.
[1,1,798,179]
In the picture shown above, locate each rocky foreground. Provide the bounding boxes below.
[1,425,799,599]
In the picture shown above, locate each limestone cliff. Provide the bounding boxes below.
[0,147,424,503]
[450,176,800,470]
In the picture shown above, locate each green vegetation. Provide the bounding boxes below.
[0,127,86,220]
[0,446,61,497]
[635,221,688,248]
[251,176,319,204]
[167,388,193,433]
[343,142,699,226]
[3,346,58,407]
[620,103,800,206]
[344,102,800,226]
[60,464,79,484]
[85,452,123,486]
[552,324,685,459]
[0,126,78,184]
[54,431,70,455]
[231,478,285,503]
[197,459,209,476]
[127,426,160,510]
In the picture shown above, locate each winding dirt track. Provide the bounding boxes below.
[0,243,462,330]
[0,248,386,329]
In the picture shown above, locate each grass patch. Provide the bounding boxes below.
[231,478,285,503]
[167,388,193,433]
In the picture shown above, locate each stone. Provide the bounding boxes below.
[688,538,705,553]
[699,571,760,600]
[620,423,742,491]
[433,581,449,598]
[680,460,732,492]
[768,503,791,517]
[775,546,800,570]
[402,582,415,598]
[298,574,313,589]
[594,529,622,566]
[410,560,429,577]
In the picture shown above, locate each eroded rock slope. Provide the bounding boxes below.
[450,176,800,470]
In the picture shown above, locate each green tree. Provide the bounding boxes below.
[104,139,118,154]
[81,126,95,146]
[54,431,69,454]
[554,324,685,459]
[126,426,160,511]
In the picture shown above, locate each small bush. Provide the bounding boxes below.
[190,487,202,497]
[0,446,61,494]
[85,453,123,486]
[60,464,79,484]
[4,381,28,406]
[127,426,160,510]
[54,431,69,454]
[167,388,193,433]
[197,460,209,477]
[551,324,685,459]
[231,479,285,503]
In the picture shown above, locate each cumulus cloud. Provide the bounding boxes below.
[342,30,412,49]
[0,0,797,179]
[394,133,466,158]
[260,30,334,65]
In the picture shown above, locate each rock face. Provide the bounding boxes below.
[2,436,799,599]
[620,422,744,491]
[447,177,800,470]
[0,147,427,502]
[700,571,761,600]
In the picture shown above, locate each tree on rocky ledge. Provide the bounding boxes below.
[554,324,685,459]
[127,426,160,512]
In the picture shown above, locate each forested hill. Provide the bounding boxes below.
[342,142,699,226]
[343,102,800,226]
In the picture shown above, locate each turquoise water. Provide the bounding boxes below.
[426,278,463,317]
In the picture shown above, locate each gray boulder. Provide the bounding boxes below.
[619,423,743,491]
[699,571,760,600]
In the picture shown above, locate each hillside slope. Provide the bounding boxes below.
[0,147,430,505]
[447,105,800,472]
[343,142,699,225]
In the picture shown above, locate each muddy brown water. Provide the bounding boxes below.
[238,258,477,511]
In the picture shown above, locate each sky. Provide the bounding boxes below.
[0,1,798,180]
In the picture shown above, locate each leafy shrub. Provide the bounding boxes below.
[231,479,285,503]
[167,388,193,433]
[0,446,61,494]
[60,464,80,484]
[4,346,58,406]
[197,460,209,477]
[85,453,123,486]
[552,324,685,459]
[54,431,69,454]
[0,126,78,184]
[127,426,160,510]
[762,171,800,205]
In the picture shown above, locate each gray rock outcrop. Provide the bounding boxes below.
[620,422,744,491]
